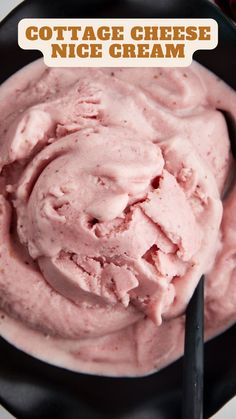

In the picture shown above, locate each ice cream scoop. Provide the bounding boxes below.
[0,59,236,376]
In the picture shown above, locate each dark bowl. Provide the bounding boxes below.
[0,1,236,418]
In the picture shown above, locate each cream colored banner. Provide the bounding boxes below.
[18,18,218,67]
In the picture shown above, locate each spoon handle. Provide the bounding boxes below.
[182,275,204,419]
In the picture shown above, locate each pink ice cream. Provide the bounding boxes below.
[0,60,236,376]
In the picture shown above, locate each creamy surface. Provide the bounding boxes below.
[0,60,236,376]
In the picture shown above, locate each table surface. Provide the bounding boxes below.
[0,1,236,418]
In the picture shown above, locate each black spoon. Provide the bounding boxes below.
[182,276,204,419]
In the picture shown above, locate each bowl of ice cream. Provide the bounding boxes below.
[0,1,236,418]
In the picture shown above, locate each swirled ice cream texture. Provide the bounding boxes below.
[0,60,236,376]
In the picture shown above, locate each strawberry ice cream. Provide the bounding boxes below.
[0,60,236,376]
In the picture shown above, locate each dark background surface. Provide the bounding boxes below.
[0,1,236,418]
